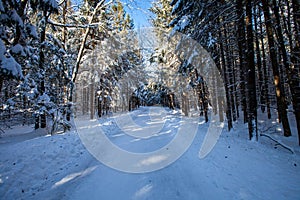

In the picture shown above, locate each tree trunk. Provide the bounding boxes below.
[246,0,258,140]
[261,0,292,137]
[259,6,271,119]
[0,78,3,94]
[182,92,189,116]
[291,0,300,144]
[273,0,289,116]
[62,0,68,48]
[35,116,39,129]
[90,83,94,119]
[214,52,224,122]
[224,23,236,122]
[217,69,224,122]
[254,4,264,113]
[219,24,233,131]
[37,11,48,129]
[232,58,239,119]
[211,65,218,115]
[236,0,248,123]
[40,76,46,129]
[67,0,106,120]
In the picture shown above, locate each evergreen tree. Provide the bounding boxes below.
[169,0,299,143]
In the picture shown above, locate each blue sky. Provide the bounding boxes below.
[71,0,154,27]
[122,0,154,28]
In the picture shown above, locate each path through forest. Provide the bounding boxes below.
[0,107,299,199]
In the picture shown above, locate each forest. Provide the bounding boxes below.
[0,0,299,145]
[1,0,300,199]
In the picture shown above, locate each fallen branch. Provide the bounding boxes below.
[260,133,294,154]
[257,124,277,133]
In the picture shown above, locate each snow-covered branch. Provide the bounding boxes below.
[48,19,95,28]
[260,133,294,154]
[48,19,107,29]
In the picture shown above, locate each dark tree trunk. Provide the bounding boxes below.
[258,5,272,119]
[232,58,239,119]
[211,66,218,115]
[40,82,46,128]
[246,0,258,140]
[35,116,39,129]
[254,4,264,113]
[36,11,48,129]
[66,84,73,121]
[98,97,102,117]
[90,83,94,119]
[224,23,236,122]
[273,0,290,119]
[129,96,132,111]
[219,25,233,131]
[0,78,3,94]
[215,56,224,122]
[261,0,292,137]
[291,0,300,144]
[236,0,248,123]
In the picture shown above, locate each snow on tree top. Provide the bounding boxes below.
[0,40,23,79]
[11,9,24,27]
[10,44,26,56]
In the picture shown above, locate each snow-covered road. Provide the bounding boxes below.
[0,107,299,200]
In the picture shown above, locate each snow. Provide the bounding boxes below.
[11,9,23,27]
[38,93,51,103]
[171,0,182,14]
[0,40,23,79]
[26,24,38,39]
[44,0,59,10]
[171,15,190,33]
[178,15,190,31]
[10,44,26,56]
[0,0,4,12]
[207,32,216,47]
[0,107,300,199]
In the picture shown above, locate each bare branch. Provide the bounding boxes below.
[48,19,96,29]
[72,0,109,83]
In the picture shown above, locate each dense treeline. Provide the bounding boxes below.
[0,0,140,134]
[1,0,299,146]
[164,0,299,144]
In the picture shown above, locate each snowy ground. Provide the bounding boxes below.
[0,106,300,200]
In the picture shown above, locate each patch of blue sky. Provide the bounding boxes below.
[71,0,154,28]
[121,0,154,28]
